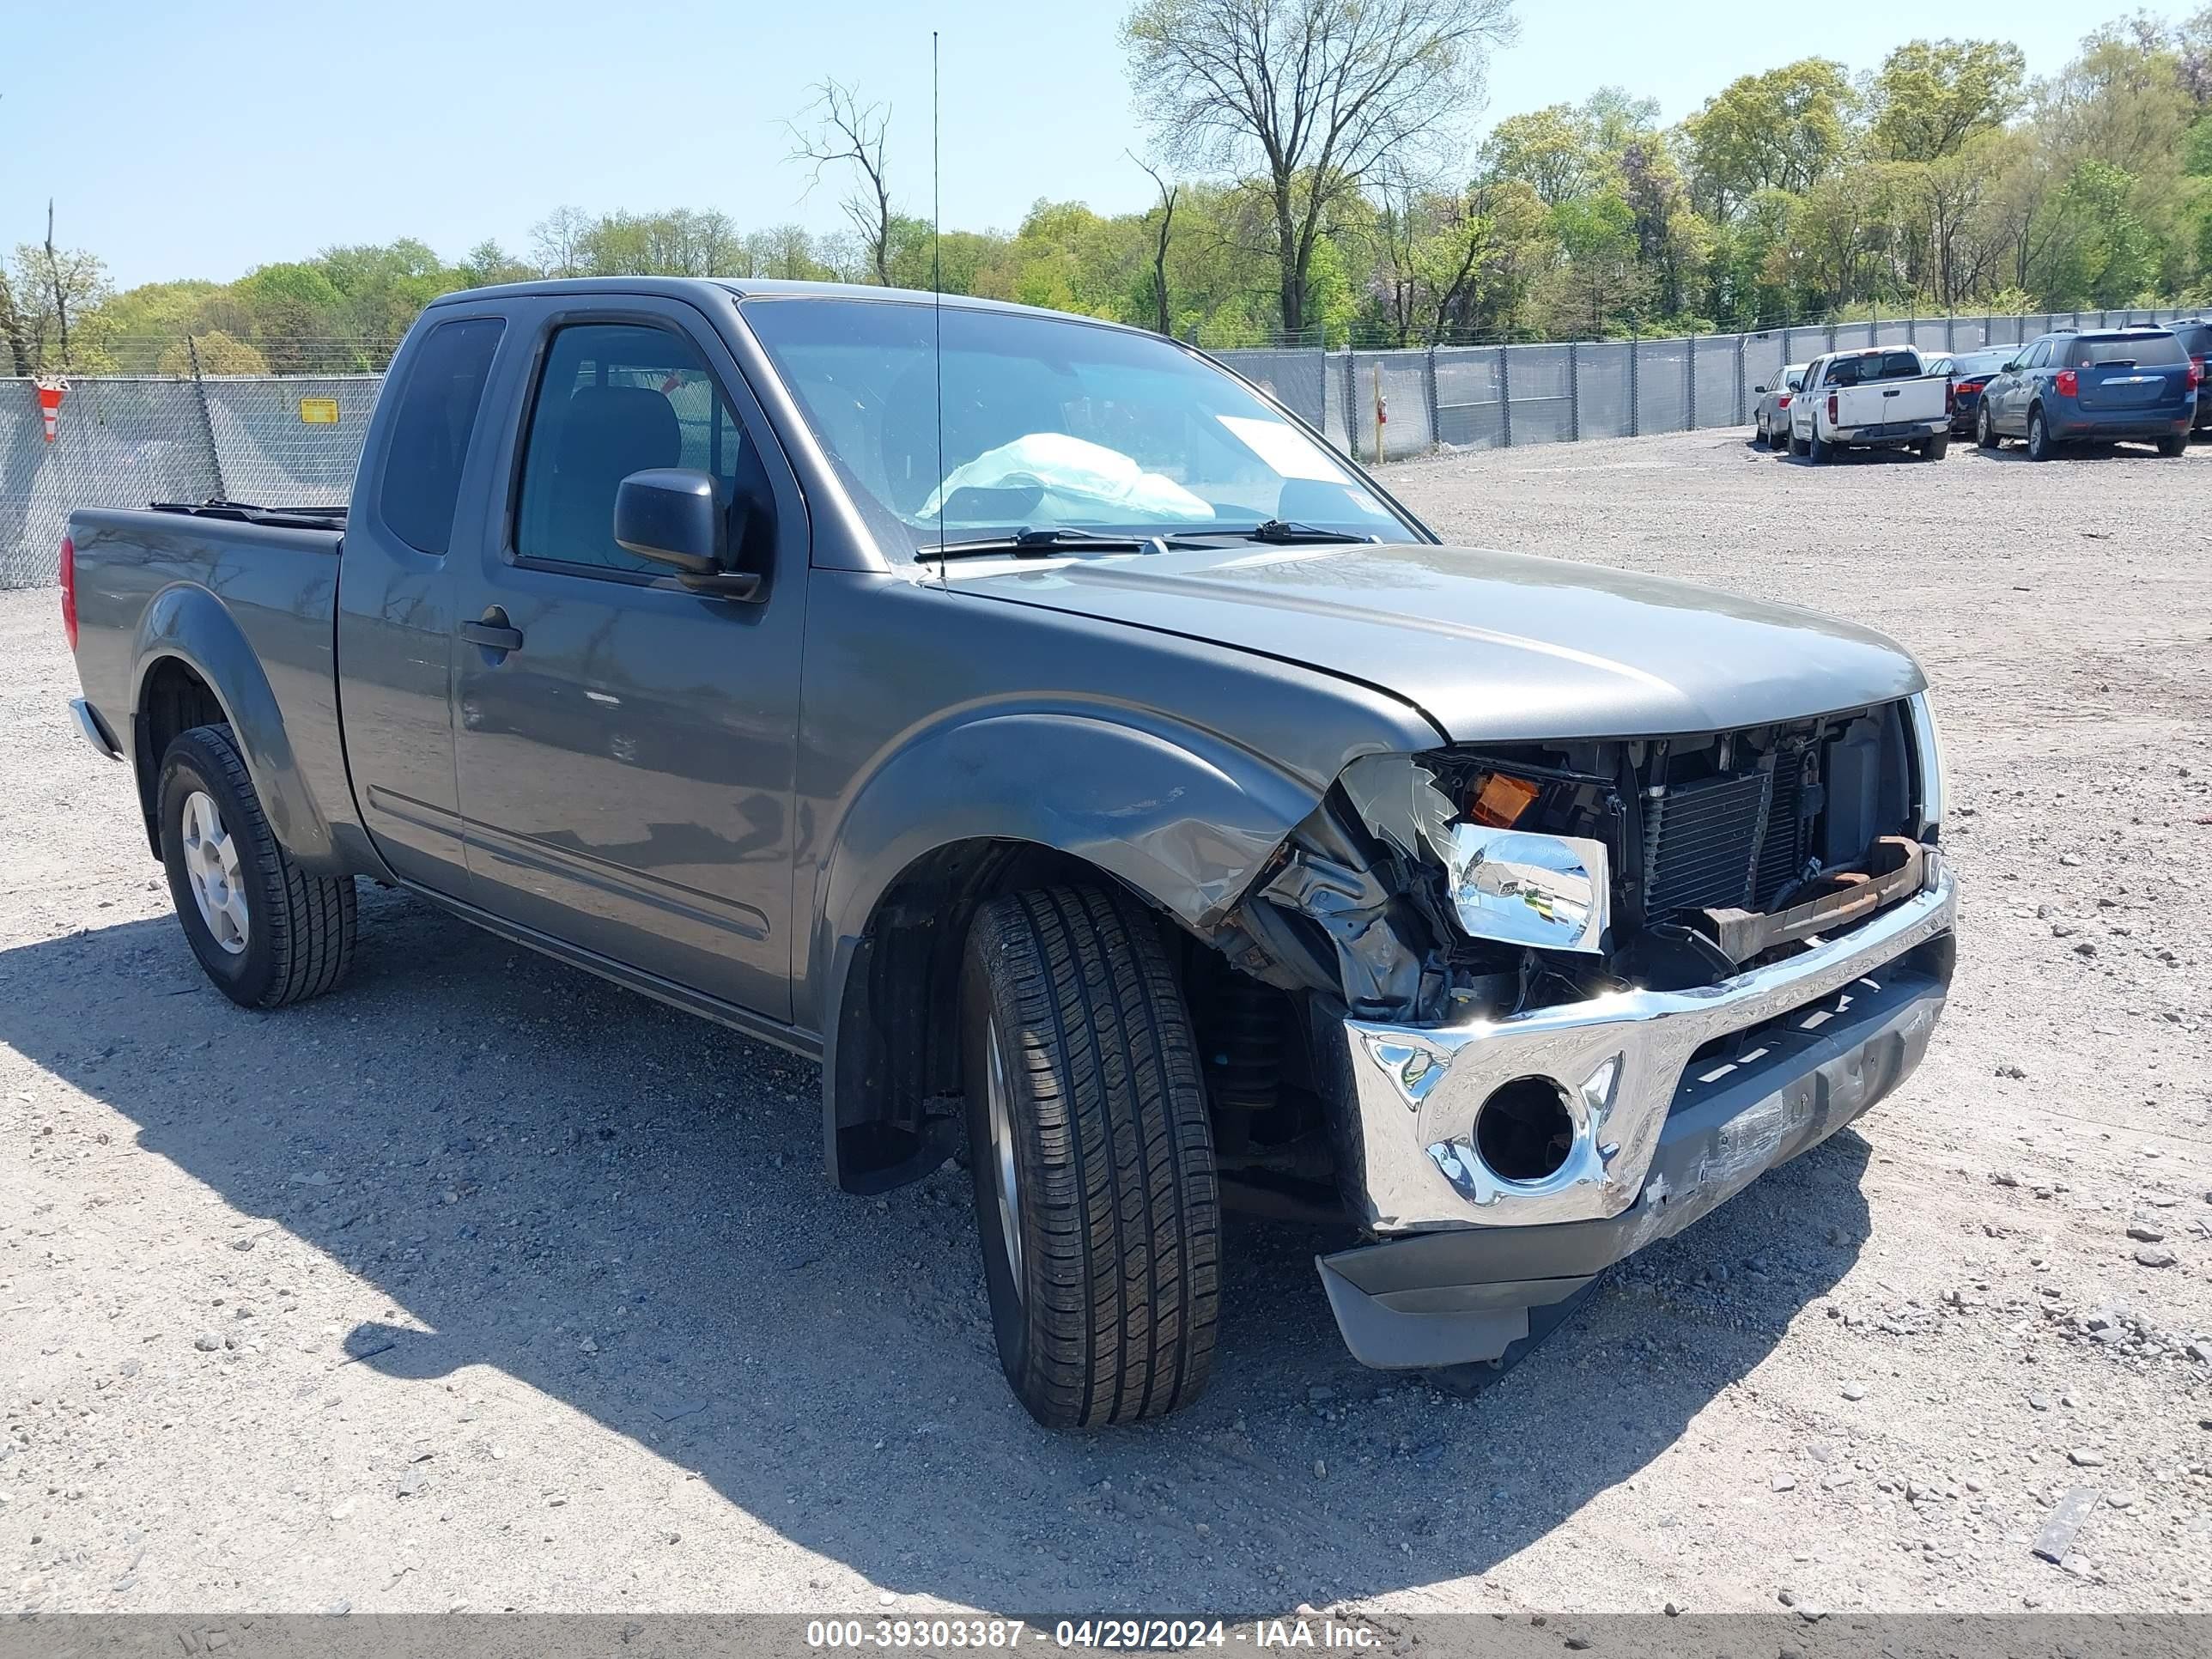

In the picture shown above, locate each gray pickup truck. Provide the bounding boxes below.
[61,278,1956,1426]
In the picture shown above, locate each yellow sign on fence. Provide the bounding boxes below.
[298,398,340,425]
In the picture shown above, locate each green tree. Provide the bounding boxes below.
[1680,59,1856,217]
[1867,40,2026,164]
[1480,106,1602,207]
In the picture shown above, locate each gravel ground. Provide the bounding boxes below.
[3,430,2209,1620]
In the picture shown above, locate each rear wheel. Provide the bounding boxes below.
[1922,433,1949,461]
[2157,433,2188,458]
[2026,407,2055,462]
[157,724,356,1008]
[959,884,1220,1428]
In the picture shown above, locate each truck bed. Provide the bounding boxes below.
[68,504,351,863]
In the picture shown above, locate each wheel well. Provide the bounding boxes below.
[136,658,228,855]
[828,838,1140,1193]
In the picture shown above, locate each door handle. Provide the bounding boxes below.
[459,608,524,655]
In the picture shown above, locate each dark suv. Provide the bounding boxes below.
[2166,318,2212,434]
[1976,328,2199,459]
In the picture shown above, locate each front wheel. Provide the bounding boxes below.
[1790,430,1808,458]
[1978,406,1999,449]
[158,724,356,1008]
[1753,419,1770,449]
[1808,431,1832,465]
[959,885,1220,1428]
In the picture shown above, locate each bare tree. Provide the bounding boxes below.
[13,203,108,371]
[531,206,592,276]
[1131,154,1181,335]
[1122,0,1517,337]
[789,80,894,285]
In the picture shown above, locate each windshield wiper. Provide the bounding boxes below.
[1225,519,1376,545]
[923,527,1194,558]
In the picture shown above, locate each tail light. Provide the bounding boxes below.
[59,535,77,652]
[1955,380,1984,397]
[1827,391,1838,424]
[1945,383,1955,416]
[1777,393,1792,410]
[2055,368,2079,397]
[2190,358,2204,390]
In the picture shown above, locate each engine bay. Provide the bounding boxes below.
[1218,698,1934,1029]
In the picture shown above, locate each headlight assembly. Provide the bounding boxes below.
[1444,822,1610,954]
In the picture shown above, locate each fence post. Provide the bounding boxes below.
[1497,344,1512,448]
[1424,345,1440,451]
[1567,341,1580,441]
[1342,349,1358,463]
[1733,334,1745,426]
[184,336,227,501]
[1683,331,1696,431]
[1628,331,1641,438]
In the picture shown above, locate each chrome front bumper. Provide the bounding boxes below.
[1339,867,1956,1233]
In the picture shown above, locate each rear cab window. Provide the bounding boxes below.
[379,317,505,555]
[1819,351,1919,388]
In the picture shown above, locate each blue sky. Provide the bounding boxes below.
[5,0,2126,290]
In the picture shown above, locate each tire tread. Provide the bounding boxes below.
[167,724,356,1007]
[969,884,1218,1427]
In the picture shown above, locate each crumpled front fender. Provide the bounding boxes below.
[807,707,1324,1025]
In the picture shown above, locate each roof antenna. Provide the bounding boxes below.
[932,27,947,586]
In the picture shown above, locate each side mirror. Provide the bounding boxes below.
[614,468,761,599]
[1753,384,1769,395]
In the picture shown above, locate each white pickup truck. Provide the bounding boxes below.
[1788,346,1950,463]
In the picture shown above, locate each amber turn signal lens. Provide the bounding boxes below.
[1468,772,1540,829]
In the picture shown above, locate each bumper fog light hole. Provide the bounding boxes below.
[1474,1078,1575,1183]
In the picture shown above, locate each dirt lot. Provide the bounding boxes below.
[3,432,2209,1620]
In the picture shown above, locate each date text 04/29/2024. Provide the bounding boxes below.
[804,1618,1387,1650]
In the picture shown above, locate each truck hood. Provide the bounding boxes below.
[954,541,1925,743]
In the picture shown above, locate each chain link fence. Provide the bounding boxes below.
[1222,306,2197,465]
[2,373,378,586]
[3,306,2198,587]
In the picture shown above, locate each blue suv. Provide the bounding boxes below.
[1976,329,2199,459]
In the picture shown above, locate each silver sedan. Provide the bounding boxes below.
[1753,364,1808,450]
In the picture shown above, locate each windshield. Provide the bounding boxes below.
[1954,350,2011,377]
[740,297,1408,557]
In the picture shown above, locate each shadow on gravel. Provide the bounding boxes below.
[0,894,1873,1613]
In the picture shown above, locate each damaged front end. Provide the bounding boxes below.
[1212,694,1955,1371]
[1203,694,1956,1365]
